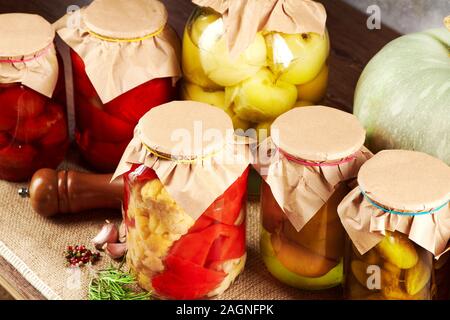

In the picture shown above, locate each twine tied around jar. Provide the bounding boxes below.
[278,148,358,167]
[360,189,450,217]
[86,24,165,43]
[0,43,53,63]
[143,142,221,164]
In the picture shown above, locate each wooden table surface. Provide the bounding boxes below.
[0,0,400,300]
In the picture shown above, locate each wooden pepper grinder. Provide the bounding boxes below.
[19,169,124,217]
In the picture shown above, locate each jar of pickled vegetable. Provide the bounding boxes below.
[113,101,251,299]
[56,0,181,172]
[255,106,370,290]
[181,0,329,136]
[338,150,450,300]
[0,13,68,182]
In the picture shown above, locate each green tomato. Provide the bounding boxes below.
[260,228,343,290]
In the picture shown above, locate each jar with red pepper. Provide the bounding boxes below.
[0,13,68,182]
[56,0,181,172]
[113,101,251,299]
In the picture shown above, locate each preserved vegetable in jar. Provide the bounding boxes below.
[56,0,181,172]
[181,0,329,136]
[113,101,251,299]
[0,13,68,182]
[255,106,371,289]
[338,150,450,300]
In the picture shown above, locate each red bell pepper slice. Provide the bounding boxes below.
[126,164,158,183]
[169,222,245,267]
[169,224,225,266]
[0,143,37,169]
[0,116,15,131]
[0,85,46,119]
[0,132,10,149]
[188,214,216,233]
[76,131,129,172]
[104,77,174,124]
[76,96,134,143]
[39,111,68,147]
[70,50,99,99]
[205,224,246,264]
[203,168,249,225]
[152,255,225,299]
[12,103,65,143]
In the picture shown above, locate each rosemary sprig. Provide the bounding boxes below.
[88,265,151,300]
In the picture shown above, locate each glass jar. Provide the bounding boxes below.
[255,106,369,290]
[114,101,251,299]
[56,0,181,172]
[181,6,329,135]
[339,150,450,300]
[71,50,175,172]
[261,181,347,290]
[0,14,68,182]
[345,231,444,300]
[124,164,248,299]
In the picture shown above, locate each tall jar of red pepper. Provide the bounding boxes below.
[56,0,181,172]
[112,101,251,299]
[0,13,68,182]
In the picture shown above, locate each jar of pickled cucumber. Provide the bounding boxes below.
[255,106,371,290]
[181,0,329,136]
[338,150,450,300]
[56,0,181,172]
[113,101,251,299]
[0,13,68,182]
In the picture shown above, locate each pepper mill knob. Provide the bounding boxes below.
[23,169,124,217]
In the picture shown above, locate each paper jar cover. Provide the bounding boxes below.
[55,0,181,103]
[192,0,327,57]
[0,13,58,97]
[338,150,450,257]
[254,106,370,231]
[113,101,252,220]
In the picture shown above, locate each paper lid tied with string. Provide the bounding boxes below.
[0,13,59,97]
[192,0,327,58]
[112,101,251,220]
[55,0,181,103]
[254,106,372,232]
[338,150,450,257]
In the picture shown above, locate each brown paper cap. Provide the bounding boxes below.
[83,0,168,39]
[0,13,54,57]
[138,101,233,160]
[271,106,366,162]
[358,150,450,212]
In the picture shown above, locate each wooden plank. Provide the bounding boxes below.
[322,0,400,112]
[0,256,45,300]
[0,0,401,299]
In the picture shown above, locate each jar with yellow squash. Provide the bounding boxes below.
[338,150,450,300]
[181,0,329,137]
[112,101,251,299]
[256,106,371,289]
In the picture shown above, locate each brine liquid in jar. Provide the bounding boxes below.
[124,164,248,299]
[261,181,347,289]
[0,13,68,182]
[181,4,329,137]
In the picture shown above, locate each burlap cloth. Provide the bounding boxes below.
[0,146,341,300]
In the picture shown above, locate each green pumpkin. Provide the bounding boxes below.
[354,28,450,164]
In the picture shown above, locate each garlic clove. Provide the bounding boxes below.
[92,220,119,250]
[104,242,127,259]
